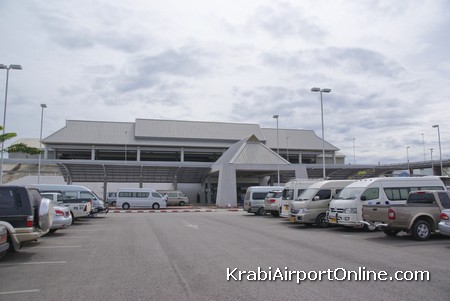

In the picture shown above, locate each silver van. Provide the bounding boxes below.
[244,186,284,215]
[158,190,190,206]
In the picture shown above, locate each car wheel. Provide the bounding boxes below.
[152,203,160,210]
[111,201,116,207]
[257,207,266,216]
[412,220,431,241]
[315,213,329,228]
[383,228,399,237]
[122,203,131,210]
[179,201,185,206]
[70,212,75,225]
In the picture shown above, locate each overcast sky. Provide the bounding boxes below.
[1,0,449,164]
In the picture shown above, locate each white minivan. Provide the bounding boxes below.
[243,186,284,215]
[289,180,355,227]
[280,179,318,217]
[328,176,449,228]
[116,188,167,210]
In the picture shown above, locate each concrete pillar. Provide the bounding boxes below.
[215,165,237,207]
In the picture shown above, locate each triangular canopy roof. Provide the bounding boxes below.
[213,135,290,167]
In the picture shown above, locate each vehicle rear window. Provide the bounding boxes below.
[252,192,268,200]
[0,188,17,209]
[408,193,435,204]
[438,192,450,209]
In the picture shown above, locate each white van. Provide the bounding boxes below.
[328,176,449,228]
[30,184,106,214]
[280,179,318,217]
[157,190,190,206]
[243,186,284,215]
[289,180,355,227]
[116,188,167,210]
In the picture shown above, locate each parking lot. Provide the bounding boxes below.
[1,211,450,301]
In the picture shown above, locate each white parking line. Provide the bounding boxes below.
[33,246,82,249]
[0,261,67,267]
[0,289,40,295]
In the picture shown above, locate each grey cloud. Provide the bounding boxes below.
[252,2,326,41]
[262,47,406,78]
[114,49,208,93]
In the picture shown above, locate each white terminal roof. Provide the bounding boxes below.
[42,119,339,151]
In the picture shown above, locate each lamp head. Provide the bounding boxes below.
[432,125,439,128]
[311,87,320,92]
[41,104,47,109]
[273,114,279,119]
[9,64,22,70]
[322,88,331,93]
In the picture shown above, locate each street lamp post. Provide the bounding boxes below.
[311,87,331,179]
[432,125,443,176]
[421,133,426,161]
[352,138,356,165]
[286,136,289,162]
[0,64,22,184]
[273,114,280,185]
[37,104,47,184]
[406,146,410,176]
[430,148,434,175]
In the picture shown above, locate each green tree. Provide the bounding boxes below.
[0,126,42,155]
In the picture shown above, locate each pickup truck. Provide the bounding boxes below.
[362,190,450,240]
[40,192,92,223]
[0,186,53,251]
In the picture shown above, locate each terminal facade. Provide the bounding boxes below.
[12,118,348,207]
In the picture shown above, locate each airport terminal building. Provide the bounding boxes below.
[10,118,351,206]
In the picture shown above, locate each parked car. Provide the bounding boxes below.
[244,186,284,215]
[107,192,117,207]
[43,197,72,233]
[290,180,354,227]
[263,190,284,217]
[40,192,92,223]
[438,209,450,237]
[0,225,9,260]
[31,184,107,214]
[116,188,167,210]
[0,186,53,251]
[362,190,450,240]
[158,190,190,206]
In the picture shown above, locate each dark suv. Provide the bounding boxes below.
[0,186,53,251]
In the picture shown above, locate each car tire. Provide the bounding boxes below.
[257,207,265,216]
[382,228,399,237]
[315,213,329,228]
[412,220,431,241]
[179,201,185,206]
[122,203,131,210]
[111,201,116,207]
[48,229,57,234]
[152,203,160,210]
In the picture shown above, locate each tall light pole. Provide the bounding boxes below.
[286,136,289,162]
[432,125,443,176]
[421,133,426,161]
[37,104,47,184]
[406,146,410,176]
[311,87,331,179]
[273,114,280,185]
[0,64,22,184]
[124,130,128,164]
[352,138,356,164]
[430,148,434,175]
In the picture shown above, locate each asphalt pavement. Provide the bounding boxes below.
[1,211,449,300]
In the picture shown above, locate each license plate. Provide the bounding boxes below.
[329,217,336,223]
[289,216,295,223]
[284,205,289,211]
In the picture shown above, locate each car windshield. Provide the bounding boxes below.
[282,189,294,200]
[335,187,364,200]
[297,188,318,201]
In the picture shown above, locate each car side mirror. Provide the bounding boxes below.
[361,196,367,201]
[314,196,320,201]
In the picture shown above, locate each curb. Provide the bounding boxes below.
[110,208,243,213]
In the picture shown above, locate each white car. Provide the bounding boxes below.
[263,190,284,217]
[438,209,450,237]
[44,198,72,233]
